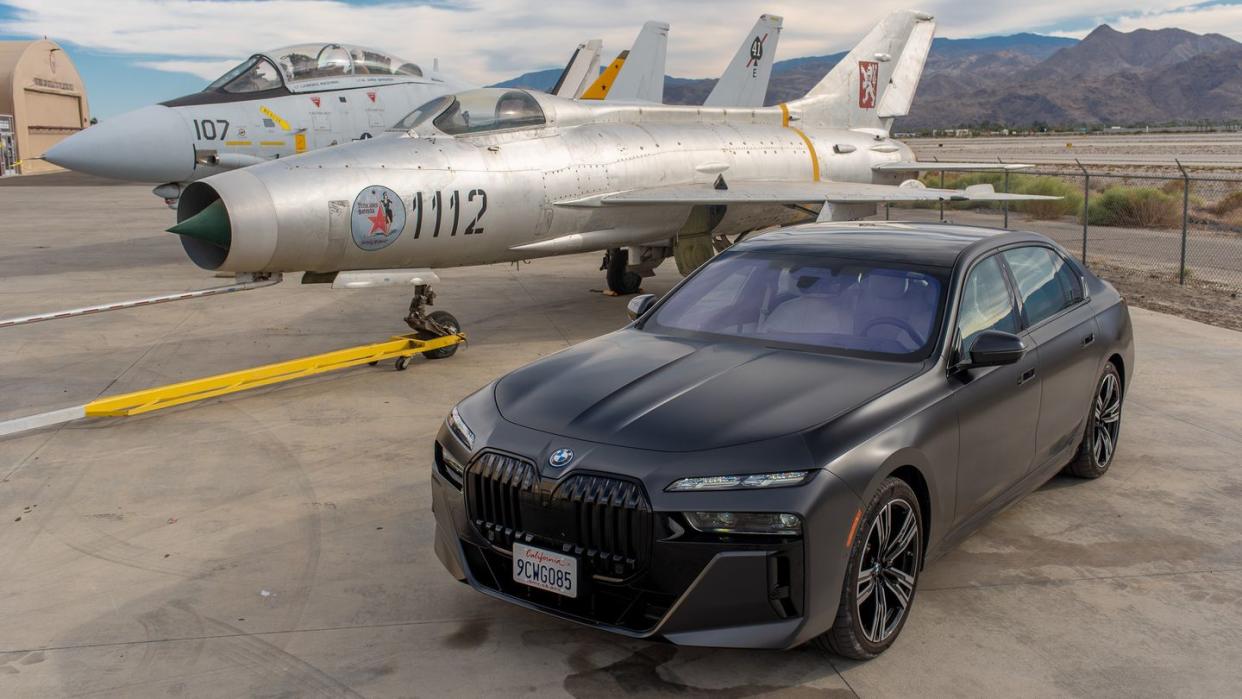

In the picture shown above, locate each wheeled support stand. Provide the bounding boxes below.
[402,284,462,361]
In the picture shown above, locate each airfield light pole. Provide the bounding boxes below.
[1075,159,1089,265]
[1177,159,1190,285]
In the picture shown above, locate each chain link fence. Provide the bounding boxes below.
[884,166,1242,293]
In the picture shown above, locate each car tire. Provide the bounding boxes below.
[417,311,461,360]
[817,476,923,660]
[1064,362,1123,479]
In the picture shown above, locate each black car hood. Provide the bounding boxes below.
[494,331,925,452]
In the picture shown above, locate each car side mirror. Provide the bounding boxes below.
[966,330,1026,367]
[626,294,657,321]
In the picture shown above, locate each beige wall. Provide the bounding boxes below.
[0,39,90,175]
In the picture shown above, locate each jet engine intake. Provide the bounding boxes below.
[170,170,279,272]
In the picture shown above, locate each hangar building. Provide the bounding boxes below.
[0,39,90,175]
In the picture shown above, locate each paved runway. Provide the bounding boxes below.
[908,132,1242,169]
[3,180,1242,696]
[887,208,1242,291]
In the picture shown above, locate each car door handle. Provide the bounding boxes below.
[1082,333,1095,347]
[1018,368,1037,386]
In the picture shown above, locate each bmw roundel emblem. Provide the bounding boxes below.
[549,448,574,468]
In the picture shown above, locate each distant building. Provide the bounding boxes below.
[0,39,90,175]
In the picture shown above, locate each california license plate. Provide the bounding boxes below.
[512,542,578,598]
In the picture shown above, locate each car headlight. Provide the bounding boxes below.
[448,407,475,448]
[684,512,802,536]
[665,471,812,491]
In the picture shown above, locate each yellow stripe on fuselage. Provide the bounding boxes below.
[224,140,252,146]
[260,106,291,131]
[779,103,820,182]
[580,50,628,100]
[259,141,286,147]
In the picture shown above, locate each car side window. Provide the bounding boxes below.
[1002,246,1080,327]
[957,256,1018,348]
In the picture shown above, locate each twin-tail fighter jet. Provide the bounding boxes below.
[44,44,473,205]
[169,11,1031,336]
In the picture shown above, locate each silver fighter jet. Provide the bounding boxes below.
[168,10,1050,335]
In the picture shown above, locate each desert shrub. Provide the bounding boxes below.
[1161,179,1185,196]
[1157,178,1206,209]
[1209,190,1242,217]
[1010,176,1083,220]
[1087,187,1181,228]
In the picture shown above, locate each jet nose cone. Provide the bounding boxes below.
[44,105,195,183]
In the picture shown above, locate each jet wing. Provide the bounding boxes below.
[551,39,603,99]
[703,14,782,108]
[559,180,1058,207]
[873,162,1033,172]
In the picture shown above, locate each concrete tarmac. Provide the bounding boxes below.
[2,179,1242,696]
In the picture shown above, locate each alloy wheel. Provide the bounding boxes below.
[856,498,921,644]
[1093,372,1122,466]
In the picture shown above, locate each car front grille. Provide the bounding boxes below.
[464,451,538,549]
[464,451,653,579]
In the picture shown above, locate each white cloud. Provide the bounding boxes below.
[133,59,241,81]
[2,0,1240,85]
[1106,4,1242,36]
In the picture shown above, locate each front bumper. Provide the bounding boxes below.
[430,420,863,650]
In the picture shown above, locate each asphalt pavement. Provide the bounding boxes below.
[2,178,1241,697]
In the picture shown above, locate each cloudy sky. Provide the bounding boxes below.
[2,0,1241,118]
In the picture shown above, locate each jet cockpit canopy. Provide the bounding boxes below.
[206,44,425,95]
[390,88,546,136]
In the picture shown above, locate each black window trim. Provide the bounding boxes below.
[995,242,1090,335]
[950,250,1022,364]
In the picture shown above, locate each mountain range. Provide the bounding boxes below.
[493,26,1242,129]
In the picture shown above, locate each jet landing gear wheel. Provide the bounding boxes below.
[603,248,642,296]
[403,283,461,362]
[817,477,922,660]
[1064,362,1123,478]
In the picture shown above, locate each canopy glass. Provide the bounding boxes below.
[207,44,424,93]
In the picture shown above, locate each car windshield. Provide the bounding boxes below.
[644,251,947,359]
[431,89,545,135]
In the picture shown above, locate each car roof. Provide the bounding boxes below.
[732,221,1045,268]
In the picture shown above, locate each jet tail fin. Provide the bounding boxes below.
[704,14,783,108]
[788,10,934,132]
[603,21,669,103]
[551,39,603,98]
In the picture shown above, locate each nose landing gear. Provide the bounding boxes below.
[403,284,461,361]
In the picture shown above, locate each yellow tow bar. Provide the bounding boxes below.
[83,333,464,418]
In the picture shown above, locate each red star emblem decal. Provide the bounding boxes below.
[367,205,389,235]
[367,91,377,103]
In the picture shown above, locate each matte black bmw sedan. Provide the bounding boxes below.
[431,222,1134,658]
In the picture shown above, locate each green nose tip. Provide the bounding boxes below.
[167,199,231,248]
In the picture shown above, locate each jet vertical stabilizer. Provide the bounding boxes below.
[704,14,783,108]
[551,39,603,98]
[606,21,669,103]
[790,10,934,132]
